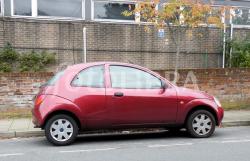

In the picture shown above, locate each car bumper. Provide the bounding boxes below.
[217,107,224,126]
[31,108,42,128]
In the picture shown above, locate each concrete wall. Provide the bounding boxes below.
[0,17,224,70]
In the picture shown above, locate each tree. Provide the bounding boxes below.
[123,0,226,83]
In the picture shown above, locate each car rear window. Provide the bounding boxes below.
[45,70,64,86]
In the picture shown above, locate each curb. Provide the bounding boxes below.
[222,121,250,127]
[0,121,250,139]
[0,130,44,139]
[15,130,44,138]
[0,131,15,138]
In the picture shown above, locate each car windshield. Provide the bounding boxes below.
[44,70,64,86]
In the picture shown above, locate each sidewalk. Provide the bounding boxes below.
[222,110,250,127]
[0,110,250,138]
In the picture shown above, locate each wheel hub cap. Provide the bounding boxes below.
[50,119,73,142]
[192,114,212,136]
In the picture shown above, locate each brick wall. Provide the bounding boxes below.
[0,72,53,109]
[0,17,224,70]
[0,68,249,110]
[157,68,250,100]
[232,28,250,40]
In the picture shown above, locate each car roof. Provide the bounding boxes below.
[67,62,146,71]
[65,61,174,87]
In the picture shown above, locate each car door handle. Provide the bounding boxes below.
[114,92,124,97]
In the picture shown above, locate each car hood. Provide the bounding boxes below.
[176,87,213,101]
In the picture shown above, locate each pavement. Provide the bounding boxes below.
[0,126,250,161]
[0,110,250,138]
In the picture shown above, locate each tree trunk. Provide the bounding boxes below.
[173,29,181,84]
[174,45,180,84]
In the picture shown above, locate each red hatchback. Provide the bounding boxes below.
[32,62,224,145]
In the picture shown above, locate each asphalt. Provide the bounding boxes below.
[0,126,250,161]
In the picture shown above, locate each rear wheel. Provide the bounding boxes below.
[186,110,216,138]
[45,114,78,146]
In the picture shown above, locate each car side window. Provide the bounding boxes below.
[110,65,162,89]
[71,65,104,88]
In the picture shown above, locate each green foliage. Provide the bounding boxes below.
[0,43,19,63]
[226,39,250,67]
[0,62,12,72]
[19,50,56,72]
[0,43,19,72]
[0,43,56,72]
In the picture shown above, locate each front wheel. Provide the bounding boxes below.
[45,114,78,146]
[186,110,216,138]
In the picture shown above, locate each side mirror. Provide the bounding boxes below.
[161,80,168,90]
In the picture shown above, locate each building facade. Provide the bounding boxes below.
[0,0,250,70]
[1,0,250,23]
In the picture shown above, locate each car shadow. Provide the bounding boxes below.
[33,128,225,146]
[74,130,190,145]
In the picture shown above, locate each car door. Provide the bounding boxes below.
[106,65,178,127]
[70,65,108,129]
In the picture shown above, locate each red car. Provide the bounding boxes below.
[32,62,224,146]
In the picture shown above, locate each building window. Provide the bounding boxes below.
[38,0,83,18]
[205,6,225,26]
[93,1,135,21]
[13,0,32,16]
[0,0,3,16]
[232,8,250,25]
[10,0,84,19]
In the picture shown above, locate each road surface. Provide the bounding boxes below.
[0,126,250,161]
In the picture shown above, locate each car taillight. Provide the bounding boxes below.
[35,95,45,106]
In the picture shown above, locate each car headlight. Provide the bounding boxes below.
[214,97,221,107]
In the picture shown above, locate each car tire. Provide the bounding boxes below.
[45,114,78,146]
[186,110,216,138]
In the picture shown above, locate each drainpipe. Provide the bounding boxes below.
[222,23,226,68]
[222,7,227,69]
[229,24,234,67]
[83,27,87,63]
